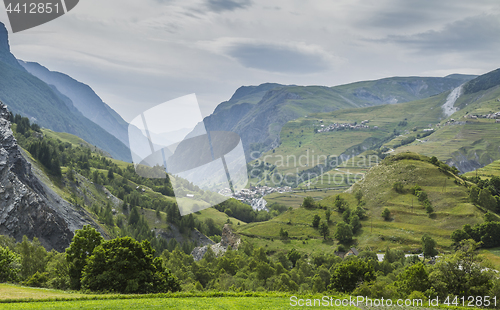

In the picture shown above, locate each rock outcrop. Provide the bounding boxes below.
[157,224,215,250]
[0,102,102,251]
[191,224,241,261]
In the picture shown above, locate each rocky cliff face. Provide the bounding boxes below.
[0,102,103,251]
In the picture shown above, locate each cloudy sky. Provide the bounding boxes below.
[1,0,500,121]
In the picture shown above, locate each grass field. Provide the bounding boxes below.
[481,247,500,270]
[0,284,474,310]
[1,297,344,310]
[0,285,360,310]
[43,129,111,158]
[264,188,346,209]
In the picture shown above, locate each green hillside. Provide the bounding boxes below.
[249,68,500,191]
[11,119,251,255]
[396,84,500,171]
[250,91,450,187]
[204,76,471,157]
[239,153,485,252]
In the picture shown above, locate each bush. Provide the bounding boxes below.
[334,222,353,244]
[302,196,316,209]
[417,191,428,202]
[312,215,321,228]
[393,182,404,193]
[382,208,391,221]
[329,260,375,293]
[24,271,48,287]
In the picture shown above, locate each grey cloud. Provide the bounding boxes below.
[380,14,500,53]
[358,0,499,29]
[226,42,332,74]
[205,0,252,12]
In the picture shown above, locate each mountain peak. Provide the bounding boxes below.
[0,22,24,69]
[229,83,284,102]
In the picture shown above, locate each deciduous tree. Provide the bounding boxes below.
[334,222,353,244]
[65,225,103,290]
[319,222,330,240]
[81,237,180,293]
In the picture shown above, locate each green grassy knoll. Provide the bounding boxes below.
[43,129,100,151]
[346,153,482,250]
[239,153,485,252]
[194,207,247,227]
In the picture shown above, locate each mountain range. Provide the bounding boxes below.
[18,60,131,148]
[201,76,476,158]
[249,67,500,190]
[0,22,131,162]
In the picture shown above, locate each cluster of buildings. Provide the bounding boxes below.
[463,111,500,122]
[316,119,372,133]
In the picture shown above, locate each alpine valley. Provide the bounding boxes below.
[1,19,500,304]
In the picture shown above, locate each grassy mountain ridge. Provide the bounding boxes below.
[203,75,473,157]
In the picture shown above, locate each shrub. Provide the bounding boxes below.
[393,182,404,193]
[382,208,391,221]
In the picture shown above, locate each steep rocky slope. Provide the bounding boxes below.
[0,102,104,251]
[0,22,131,162]
[19,61,130,147]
